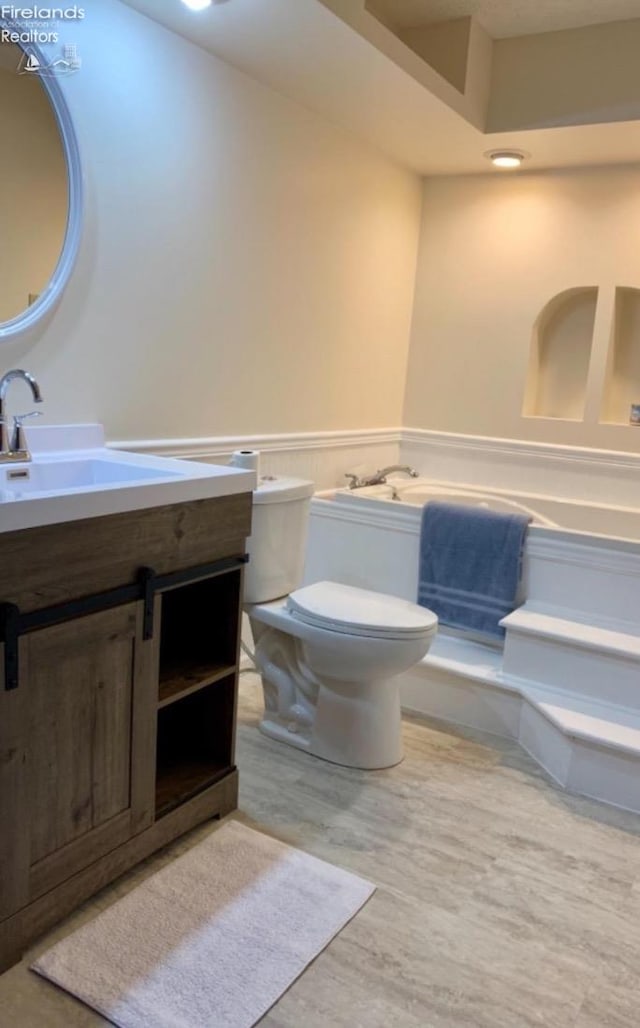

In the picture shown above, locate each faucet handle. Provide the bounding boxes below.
[13,410,42,426]
[10,410,42,452]
[344,473,361,489]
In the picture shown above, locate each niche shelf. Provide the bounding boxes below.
[522,287,598,421]
[600,287,640,426]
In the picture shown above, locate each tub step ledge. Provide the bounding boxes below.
[520,683,640,756]
[501,605,640,711]
[517,687,640,812]
[501,606,640,656]
[399,632,640,813]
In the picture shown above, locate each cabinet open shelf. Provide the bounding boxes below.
[157,569,241,708]
[155,670,236,820]
[155,759,231,818]
[158,661,236,709]
[154,567,241,819]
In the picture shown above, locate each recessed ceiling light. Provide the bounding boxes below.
[181,0,212,10]
[485,149,530,169]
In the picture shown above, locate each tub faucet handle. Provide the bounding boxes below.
[344,473,361,489]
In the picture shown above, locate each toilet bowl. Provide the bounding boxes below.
[244,478,438,769]
[248,581,437,769]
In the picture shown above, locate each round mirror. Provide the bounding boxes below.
[0,31,82,341]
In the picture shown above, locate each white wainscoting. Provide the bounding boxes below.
[112,425,640,506]
[110,428,401,491]
[400,428,640,508]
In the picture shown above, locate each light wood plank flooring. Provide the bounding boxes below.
[2,671,640,1027]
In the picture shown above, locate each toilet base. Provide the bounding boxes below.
[257,675,404,771]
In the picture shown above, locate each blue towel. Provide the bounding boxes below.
[417,501,530,641]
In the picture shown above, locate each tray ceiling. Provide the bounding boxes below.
[369,0,640,38]
[120,0,640,174]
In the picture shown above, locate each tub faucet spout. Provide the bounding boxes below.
[344,466,419,489]
[358,465,419,487]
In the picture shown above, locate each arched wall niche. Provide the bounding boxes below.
[600,287,640,425]
[522,287,598,421]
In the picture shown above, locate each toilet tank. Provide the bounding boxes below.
[243,477,315,604]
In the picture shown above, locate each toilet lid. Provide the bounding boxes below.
[287,581,438,639]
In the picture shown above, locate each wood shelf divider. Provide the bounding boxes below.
[158,661,237,709]
[155,761,233,819]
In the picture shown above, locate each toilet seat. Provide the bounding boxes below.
[287,580,437,640]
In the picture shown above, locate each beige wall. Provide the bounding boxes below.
[0,0,422,442]
[0,63,67,323]
[403,165,640,452]
[8,1,638,458]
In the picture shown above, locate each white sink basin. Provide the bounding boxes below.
[0,458,184,499]
[0,425,256,534]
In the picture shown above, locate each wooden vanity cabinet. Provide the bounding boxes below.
[0,492,252,972]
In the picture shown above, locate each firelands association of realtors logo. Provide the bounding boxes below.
[1,5,84,75]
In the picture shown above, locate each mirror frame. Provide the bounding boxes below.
[0,24,83,342]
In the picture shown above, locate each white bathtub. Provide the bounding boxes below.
[323,477,640,540]
[305,477,640,639]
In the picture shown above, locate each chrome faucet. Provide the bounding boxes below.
[345,465,419,488]
[0,369,43,463]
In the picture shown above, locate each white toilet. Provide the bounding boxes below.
[244,477,437,769]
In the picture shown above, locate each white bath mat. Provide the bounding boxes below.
[32,821,375,1028]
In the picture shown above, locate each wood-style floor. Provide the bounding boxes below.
[2,671,640,1027]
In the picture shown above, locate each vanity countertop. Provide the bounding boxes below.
[0,424,255,534]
